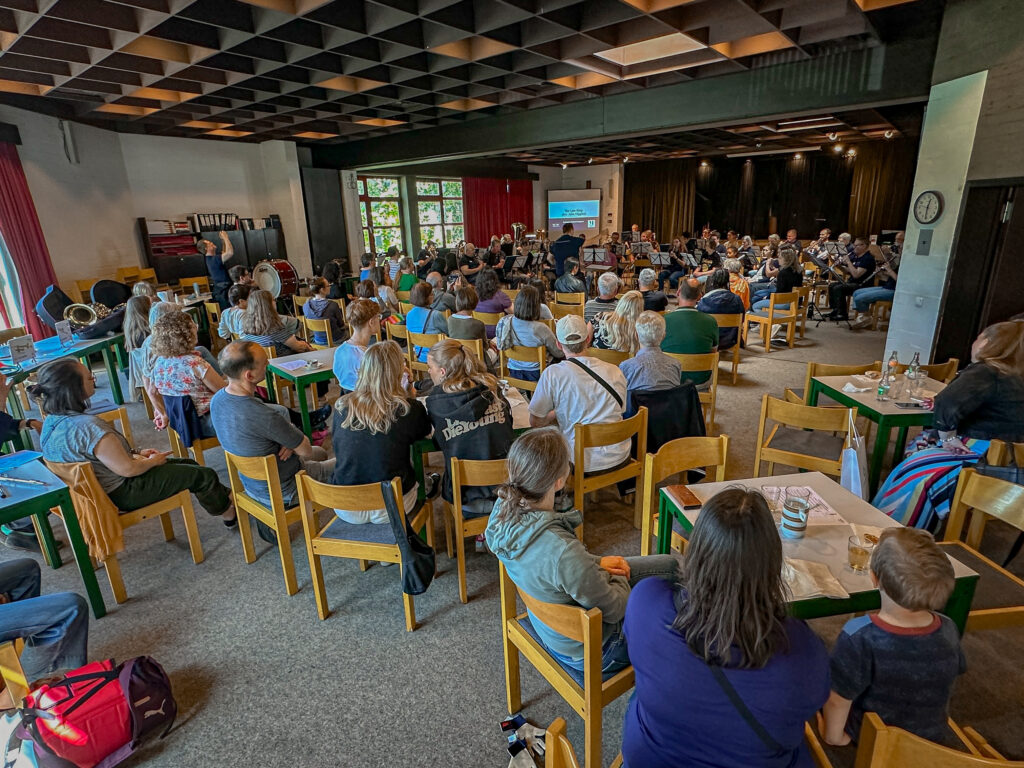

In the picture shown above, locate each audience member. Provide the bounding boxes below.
[36,358,235,525]
[131,281,156,300]
[554,257,586,295]
[822,528,963,748]
[331,342,436,524]
[148,311,225,436]
[302,277,345,345]
[723,257,750,310]
[622,487,828,768]
[241,289,312,357]
[662,279,718,387]
[122,295,151,351]
[218,283,251,340]
[405,281,450,362]
[550,222,584,277]
[495,286,563,383]
[529,315,628,474]
[637,268,668,312]
[697,269,745,350]
[486,428,679,671]
[228,264,252,286]
[385,245,402,282]
[332,299,382,394]
[620,311,681,391]
[369,266,400,316]
[527,277,554,319]
[322,260,346,300]
[426,272,458,313]
[474,268,512,338]
[752,246,801,310]
[584,272,620,324]
[594,290,642,355]
[395,257,419,292]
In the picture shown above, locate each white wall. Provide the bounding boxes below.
[340,169,362,270]
[259,140,312,277]
[529,162,624,239]
[885,72,988,360]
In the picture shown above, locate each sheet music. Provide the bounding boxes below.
[648,251,672,267]
[583,248,607,265]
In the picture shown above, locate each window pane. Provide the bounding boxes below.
[374,228,402,252]
[370,200,401,227]
[417,201,441,225]
[359,201,368,227]
[444,224,464,244]
[357,179,365,195]
[420,225,442,245]
[366,177,399,197]
[362,229,372,253]
[416,181,439,196]
[442,180,462,198]
[443,199,463,224]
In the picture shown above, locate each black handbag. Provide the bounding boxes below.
[380,480,436,595]
[973,456,1024,486]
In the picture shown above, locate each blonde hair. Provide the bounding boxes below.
[597,289,642,354]
[122,295,151,351]
[871,528,954,611]
[428,339,498,393]
[976,321,1024,377]
[493,428,570,522]
[241,289,284,335]
[337,341,411,434]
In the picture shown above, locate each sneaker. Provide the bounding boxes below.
[850,315,872,329]
[475,534,487,553]
[255,521,277,546]
[2,532,64,554]
[424,472,442,501]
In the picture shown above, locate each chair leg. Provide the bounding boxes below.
[310,552,330,621]
[641,511,654,557]
[0,642,29,706]
[966,510,989,550]
[584,694,602,768]
[731,351,738,385]
[237,508,256,565]
[633,478,644,530]
[178,495,204,564]
[191,448,205,467]
[105,555,127,604]
[402,591,417,632]
[443,506,454,559]
[766,461,775,476]
[358,559,370,572]
[274,510,298,596]
[159,512,175,542]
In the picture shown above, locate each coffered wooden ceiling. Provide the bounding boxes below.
[0,0,922,144]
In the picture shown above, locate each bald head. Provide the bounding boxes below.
[218,340,266,382]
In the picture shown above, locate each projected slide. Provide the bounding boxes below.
[547,189,601,241]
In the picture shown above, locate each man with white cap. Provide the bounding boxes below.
[529,315,630,477]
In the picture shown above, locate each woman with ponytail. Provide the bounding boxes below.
[425,339,515,520]
[485,428,679,673]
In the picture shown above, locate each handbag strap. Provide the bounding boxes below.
[380,480,419,559]
[567,358,623,407]
[707,664,785,754]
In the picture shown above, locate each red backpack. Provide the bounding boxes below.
[17,657,175,768]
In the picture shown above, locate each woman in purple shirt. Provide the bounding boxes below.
[473,268,512,338]
[622,487,829,768]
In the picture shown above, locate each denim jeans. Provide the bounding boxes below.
[752,299,791,312]
[550,554,680,674]
[750,283,776,303]
[0,559,88,679]
[658,269,687,291]
[852,286,895,313]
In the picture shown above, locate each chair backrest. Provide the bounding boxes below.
[330,297,346,314]
[137,268,156,283]
[761,393,853,435]
[587,347,629,366]
[224,450,287,513]
[885,357,960,385]
[472,310,504,326]
[94,406,134,450]
[386,322,408,342]
[647,435,729,487]
[261,345,278,360]
[505,289,520,303]
[292,295,311,315]
[74,279,98,303]
[115,267,140,283]
[303,316,335,346]
[0,325,27,344]
[945,468,1024,544]
[451,457,509,519]
[574,408,647,471]
[499,345,546,391]
[545,718,582,768]
[516,577,592,644]
[855,712,1024,768]
[395,290,411,302]
[409,331,446,361]
[803,360,882,402]
[707,313,741,330]
[204,301,221,329]
[555,291,586,306]
[550,303,584,320]
[399,301,415,315]
[666,350,719,379]
[179,276,210,290]
[769,290,798,315]
[297,471,400,519]
[452,336,485,362]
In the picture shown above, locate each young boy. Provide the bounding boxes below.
[821,527,965,747]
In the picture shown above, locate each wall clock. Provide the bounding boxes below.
[913,190,944,225]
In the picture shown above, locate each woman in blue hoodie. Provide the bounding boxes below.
[485,428,679,673]
[302,277,345,346]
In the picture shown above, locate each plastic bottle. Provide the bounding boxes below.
[906,352,921,398]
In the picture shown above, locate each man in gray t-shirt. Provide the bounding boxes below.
[210,342,334,507]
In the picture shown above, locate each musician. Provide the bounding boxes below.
[605,232,632,276]
[785,228,803,252]
[826,237,876,321]
[724,230,741,252]
[658,238,691,292]
[199,231,236,309]
[837,232,853,255]
[738,236,758,272]
[482,240,507,277]
[804,228,834,273]
[848,233,902,329]
[415,240,436,278]
[550,223,585,277]
[458,242,483,284]
[500,234,515,258]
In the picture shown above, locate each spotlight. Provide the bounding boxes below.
[827,132,839,141]
[587,157,593,164]
[884,130,895,139]
[700,160,709,167]
[560,162,568,169]
[623,156,629,163]
[794,153,802,159]
[833,144,844,153]
[755,142,762,148]
[847,148,857,156]
[745,159,751,164]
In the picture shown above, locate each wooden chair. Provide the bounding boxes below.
[639,435,729,555]
[292,295,311,319]
[550,303,584,320]
[505,288,520,304]
[854,712,1024,767]
[665,351,720,431]
[941,468,1024,631]
[0,641,29,707]
[472,310,504,327]
[443,457,509,604]
[296,472,435,630]
[796,284,812,339]
[74,278,98,303]
[204,302,224,352]
[573,408,647,530]
[224,451,303,596]
[452,336,485,362]
[178,276,210,293]
[167,427,220,467]
[136,268,156,283]
[399,301,415,316]
[555,291,586,306]
[707,313,742,384]
[500,563,634,768]
[302,317,337,349]
[408,331,446,376]
[500,345,547,393]
[786,360,882,404]
[754,394,853,478]
[395,289,411,303]
[871,300,893,330]
[586,347,629,366]
[743,290,799,353]
[44,460,203,604]
[260,345,299,408]
[115,267,140,284]
[878,357,960,385]
[94,406,134,449]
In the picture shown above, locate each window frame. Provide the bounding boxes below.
[357,175,404,255]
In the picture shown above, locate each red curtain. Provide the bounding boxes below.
[462,177,534,245]
[0,143,57,339]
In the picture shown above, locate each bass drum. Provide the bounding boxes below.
[252,259,298,298]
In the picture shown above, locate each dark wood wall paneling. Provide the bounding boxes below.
[300,168,348,274]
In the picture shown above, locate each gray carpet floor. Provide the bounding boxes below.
[5,318,1023,768]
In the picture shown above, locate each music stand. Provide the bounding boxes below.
[684,253,700,269]
[648,250,672,267]
[583,247,612,268]
[630,241,654,258]
[511,253,531,270]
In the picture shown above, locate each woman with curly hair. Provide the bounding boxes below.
[594,289,643,355]
[148,311,227,437]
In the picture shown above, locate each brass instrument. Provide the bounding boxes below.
[63,303,97,329]
[511,222,526,244]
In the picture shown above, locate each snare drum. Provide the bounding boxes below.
[252,259,298,298]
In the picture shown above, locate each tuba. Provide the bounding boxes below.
[511,222,525,244]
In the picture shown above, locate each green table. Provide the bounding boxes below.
[656,472,978,634]
[0,454,106,619]
[808,374,946,496]
[265,347,336,437]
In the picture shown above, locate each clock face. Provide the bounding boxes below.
[914,190,943,224]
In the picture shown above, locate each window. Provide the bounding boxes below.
[0,234,23,330]
[357,175,403,254]
[416,178,463,248]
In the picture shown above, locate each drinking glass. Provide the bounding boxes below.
[848,535,875,572]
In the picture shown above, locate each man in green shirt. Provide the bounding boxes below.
[661,278,718,386]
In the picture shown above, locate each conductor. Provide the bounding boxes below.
[200,231,236,309]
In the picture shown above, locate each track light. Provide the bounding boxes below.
[560,162,568,169]
[623,156,629,163]
[884,130,895,139]
[700,160,709,167]
[833,144,844,153]
[847,148,857,156]
[587,157,593,164]
[827,132,839,141]
[794,153,802,159]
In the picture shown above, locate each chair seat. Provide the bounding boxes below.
[938,542,1024,610]
[319,515,406,545]
[766,426,844,462]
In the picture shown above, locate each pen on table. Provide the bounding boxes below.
[0,475,45,486]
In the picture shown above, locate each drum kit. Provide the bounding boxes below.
[252,259,298,298]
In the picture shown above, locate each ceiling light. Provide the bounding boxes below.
[560,162,568,169]
[623,157,629,163]
[847,148,857,156]
[794,153,802,159]
[726,145,821,159]
[884,130,895,139]
[700,161,709,167]
[594,32,704,67]
[588,158,593,164]
[827,132,839,141]
[755,142,762,148]
[833,144,844,153]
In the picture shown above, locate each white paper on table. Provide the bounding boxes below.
[760,486,845,525]
[842,382,871,393]
[783,558,850,600]
[274,359,308,372]
[851,374,880,388]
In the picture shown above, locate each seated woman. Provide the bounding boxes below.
[697,269,745,350]
[332,299,382,394]
[302,277,345,345]
[331,341,435,524]
[405,281,450,363]
[426,339,514,518]
[241,289,312,358]
[495,285,564,383]
[370,266,401,317]
[474,267,512,338]
[395,256,419,292]
[35,358,235,525]
[723,256,751,310]
[122,296,151,352]
[148,311,226,437]
[875,321,1024,529]
[527,277,554,320]
[622,487,828,768]
[322,260,347,301]
[594,289,642,355]
[486,428,679,672]
[446,286,498,371]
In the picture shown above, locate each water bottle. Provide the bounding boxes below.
[876,368,891,401]
[193,281,201,299]
[906,352,921,399]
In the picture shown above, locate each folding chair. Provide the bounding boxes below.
[753,394,853,478]
[573,408,647,530]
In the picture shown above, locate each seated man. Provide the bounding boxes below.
[827,237,876,321]
[637,268,668,312]
[210,341,335,542]
[697,269,745,350]
[584,272,620,324]
[228,264,252,286]
[426,272,457,313]
[662,279,718,389]
[0,559,88,702]
[554,257,587,295]
[620,311,681,392]
[218,283,250,340]
[529,314,629,479]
